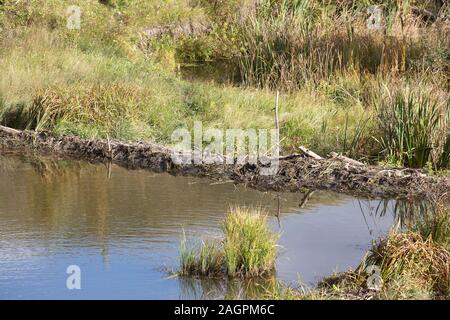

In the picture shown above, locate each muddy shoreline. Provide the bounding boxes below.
[1,125,449,200]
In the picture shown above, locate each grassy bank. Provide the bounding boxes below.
[0,0,449,169]
[267,201,450,300]
[179,207,279,278]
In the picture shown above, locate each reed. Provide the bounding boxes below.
[235,0,448,90]
[376,89,450,168]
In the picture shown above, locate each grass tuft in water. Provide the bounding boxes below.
[223,206,279,277]
[179,232,224,277]
[178,207,279,278]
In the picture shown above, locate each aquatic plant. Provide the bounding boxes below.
[412,202,450,249]
[364,230,449,299]
[178,207,279,278]
[223,206,279,277]
[180,234,224,277]
[266,230,450,300]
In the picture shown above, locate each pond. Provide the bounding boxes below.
[0,153,400,299]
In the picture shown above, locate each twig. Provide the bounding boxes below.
[209,180,234,185]
[278,153,303,160]
[0,125,21,135]
[299,189,315,208]
[274,91,280,152]
[329,152,364,166]
[106,134,113,159]
[299,146,323,160]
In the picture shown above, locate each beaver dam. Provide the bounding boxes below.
[1,125,449,201]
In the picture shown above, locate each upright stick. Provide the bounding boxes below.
[275,91,279,151]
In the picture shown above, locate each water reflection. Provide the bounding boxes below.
[178,276,276,300]
[357,197,436,231]
[179,61,241,85]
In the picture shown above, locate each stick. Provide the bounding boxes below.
[330,152,364,166]
[0,125,21,135]
[106,134,113,159]
[299,189,315,208]
[275,91,280,151]
[276,193,281,227]
[275,91,279,132]
[299,146,323,160]
[278,153,303,160]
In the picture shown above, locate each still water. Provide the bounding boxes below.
[0,153,398,299]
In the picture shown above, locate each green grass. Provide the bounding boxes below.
[0,25,368,153]
[0,0,449,169]
[265,230,450,300]
[223,207,279,277]
[376,89,450,169]
[180,234,225,277]
[179,207,279,278]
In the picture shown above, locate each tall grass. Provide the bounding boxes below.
[0,26,368,153]
[377,89,450,168]
[265,199,450,300]
[179,207,279,278]
[180,234,225,277]
[412,202,450,248]
[363,230,450,299]
[235,0,448,90]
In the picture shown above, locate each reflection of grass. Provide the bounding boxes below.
[178,276,277,300]
[412,202,450,249]
[179,207,279,278]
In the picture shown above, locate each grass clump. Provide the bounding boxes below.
[179,207,279,278]
[363,230,450,299]
[268,230,450,300]
[411,201,450,249]
[180,235,225,277]
[223,207,279,277]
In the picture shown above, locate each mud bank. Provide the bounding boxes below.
[1,125,449,200]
